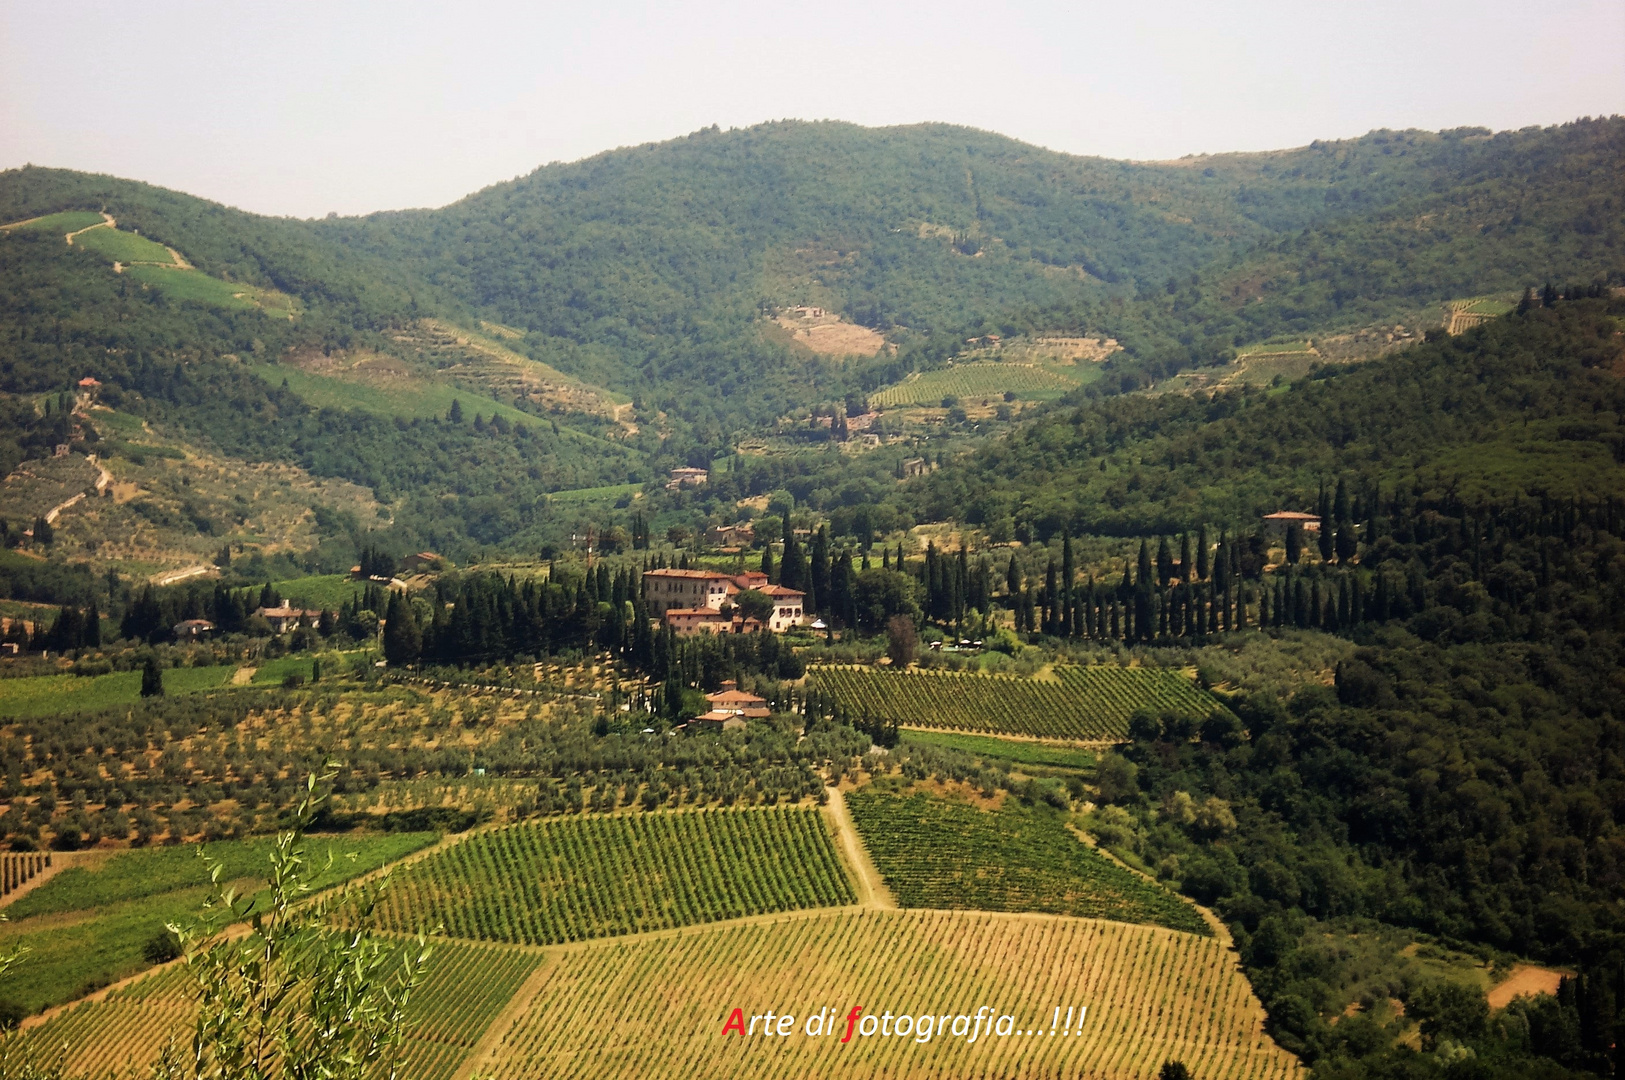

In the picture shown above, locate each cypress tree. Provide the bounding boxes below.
[762,542,775,583]
[1061,534,1075,639]
[383,591,422,667]
[140,655,164,697]
[1137,539,1153,591]
[1180,533,1192,582]
[1006,554,1021,598]
[1196,525,1210,581]
[1157,537,1173,586]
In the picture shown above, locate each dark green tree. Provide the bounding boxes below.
[140,655,164,698]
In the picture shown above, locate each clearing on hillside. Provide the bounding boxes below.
[846,789,1208,934]
[470,908,1302,1080]
[870,362,1083,407]
[809,666,1223,741]
[772,309,888,357]
[369,807,855,944]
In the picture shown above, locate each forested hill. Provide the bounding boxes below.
[2,118,1620,427]
[908,297,1625,540]
[313,118,1624,381]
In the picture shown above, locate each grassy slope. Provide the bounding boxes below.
[0,832,437,1013]
[0,665,234,719]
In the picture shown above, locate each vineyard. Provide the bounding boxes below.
[12,940,543,1080]
[870,362,1081,407]
[370,808,855,944]
[897,731,1095,771]
[466,908,1301,1080]
[0,852,51,897]
[12,965,192,1079]
[846,790,1208,935]
[388,940,546,1080]
[810,666,1221,740]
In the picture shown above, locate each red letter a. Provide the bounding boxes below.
[723,1008,746,1036]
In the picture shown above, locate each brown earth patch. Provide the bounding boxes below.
[773,314,886,357]
[1488,964,1567,1009]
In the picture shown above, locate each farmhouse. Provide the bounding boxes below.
[687,681,771,731]
[901,457,929,478]
[255,606,322,634]
[666,467,709,490]
[1262,511,1321,535]
[172,618,216,641]
[400,552,443,574]
[706,522,754,547]
[705,681,771,718]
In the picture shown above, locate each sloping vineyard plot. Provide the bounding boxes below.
[12,940,543,1080]
[371,808,855,945]
[391,940,546,1080]
[470,908,1302,1080]
[811,666,1220,740]
[846,790,1208,935]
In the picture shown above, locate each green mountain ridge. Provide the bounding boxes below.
[0,117,1620,558]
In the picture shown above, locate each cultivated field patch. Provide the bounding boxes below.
[470,908,1301,1080]
[846,789,1208,934]
[370,808,855,945]
[870,362,1082,407]
[810,665,1222,741]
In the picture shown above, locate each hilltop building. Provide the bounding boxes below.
[640,569,805,634]
[1262,511,1321,535]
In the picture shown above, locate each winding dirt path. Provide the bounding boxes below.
[822,785,895,910]
[63,213,115,245]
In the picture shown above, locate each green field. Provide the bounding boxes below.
[847,789,1208,934]
[3,211,108,234]
[546,482,644,504]
[250,654,328,684]
[898,730,1096,770]
[0,665,235,719]
[810,665,1223,741]
[71,225,176,264]
[124,263,298,315]
[870,362,1085,407]
[249,362,536,426]
[371,808,855,945]
[0,832,436,1013]
[271,573,366,609]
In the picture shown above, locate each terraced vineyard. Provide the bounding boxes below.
[13,940,543,1080]
[870,362,1081,406]
[847,790,1208,935]
[811,666,1220,740]
[468,908,1300,1080]
[371,808,854,944]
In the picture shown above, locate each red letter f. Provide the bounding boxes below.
[841,1007,863,1043]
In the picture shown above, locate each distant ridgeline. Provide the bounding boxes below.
[0,118,1620,556]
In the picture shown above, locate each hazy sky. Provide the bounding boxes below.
[3,1,1621,219]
